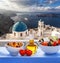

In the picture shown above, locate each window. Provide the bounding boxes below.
[26,32,27,35]
[14,33,16,36]
[20,33,22,37]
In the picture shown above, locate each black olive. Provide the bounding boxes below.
[39,40,41,42]
[48,42,52,46]
[41,39,44,42]
[50,39,53,42]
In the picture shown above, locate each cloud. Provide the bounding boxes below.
[26,5,53,12]
[55,6,60,9]
[0,0,37,12]
[0,0,60,12]
[37,6,51,11]
[10,0,37,6]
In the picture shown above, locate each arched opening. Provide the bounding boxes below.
[20,33,22,37]
[26,32,27,35]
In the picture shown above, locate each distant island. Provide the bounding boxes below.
[37,13,60,17]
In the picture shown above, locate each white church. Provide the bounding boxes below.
[6,21,28,39]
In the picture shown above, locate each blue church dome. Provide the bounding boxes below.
[12,21,28,32]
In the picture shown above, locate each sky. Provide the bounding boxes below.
[0,0,60,12]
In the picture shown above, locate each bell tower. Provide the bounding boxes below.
[38,19,44,36]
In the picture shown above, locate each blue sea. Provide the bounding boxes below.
[17,12,60,28]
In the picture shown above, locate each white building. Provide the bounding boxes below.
[38,19,44,36]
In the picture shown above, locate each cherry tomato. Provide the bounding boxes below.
[25,49,32,56]
[52,41,57,46]
[58,39,60,44]
[41,42,48,46]
[19,49,25,56]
